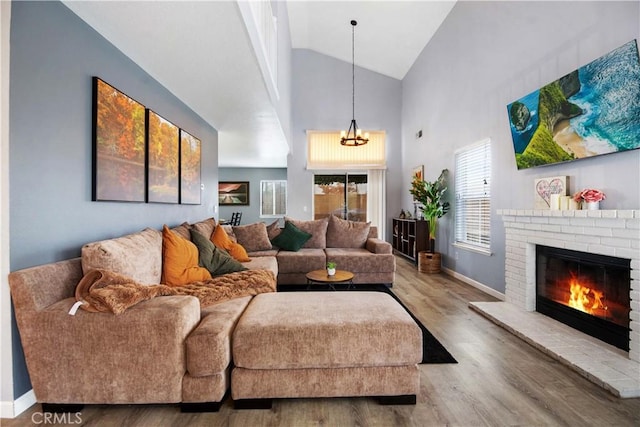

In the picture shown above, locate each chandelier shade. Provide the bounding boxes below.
[340,20,369,147]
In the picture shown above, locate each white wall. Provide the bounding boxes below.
[401,1,640,293]
[0,0,13,417]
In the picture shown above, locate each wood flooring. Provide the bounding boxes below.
[4,255,640,426]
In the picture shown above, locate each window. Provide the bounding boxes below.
[313,174,367,221]
[260,180,287,217]
[454,139,491,253]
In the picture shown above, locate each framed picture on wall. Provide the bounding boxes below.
[180,129,202,205]
[219,181,250,205]
[92,77,146,202]
[412,165,424,182]
[147,110,179,204]
[411,165,424,202]
[507,40,640,169]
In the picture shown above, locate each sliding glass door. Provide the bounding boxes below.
[313,174,367,221]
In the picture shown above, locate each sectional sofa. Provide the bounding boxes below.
[225,215,396,286]
[8,216,409,411]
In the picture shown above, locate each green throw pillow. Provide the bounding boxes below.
[270,221,312,252]
[190,229,248,276]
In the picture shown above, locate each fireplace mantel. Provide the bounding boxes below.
[471,209,639,397]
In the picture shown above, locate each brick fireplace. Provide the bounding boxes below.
[471,209,639,398]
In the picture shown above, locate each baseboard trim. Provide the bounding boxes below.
[441,267,505,301]
[0,388,36,418]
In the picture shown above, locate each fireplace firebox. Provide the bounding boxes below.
[536,245,631,351]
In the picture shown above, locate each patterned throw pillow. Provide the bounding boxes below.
[232,222,272,252]
[210,225,251,262]
[161,225,212,286]
[190,229,248,276]
[284,217,329,249]
[326,215,371,248]
[270,221,312,252]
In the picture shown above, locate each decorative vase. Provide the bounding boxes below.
[327,268,336,276]
[586,201,600,210]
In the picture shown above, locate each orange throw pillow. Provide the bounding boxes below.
[210,225,251,262]
[162,225,212,286]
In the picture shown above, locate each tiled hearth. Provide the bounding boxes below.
[470,209,640,398]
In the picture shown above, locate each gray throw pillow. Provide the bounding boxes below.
[190,229,248,276]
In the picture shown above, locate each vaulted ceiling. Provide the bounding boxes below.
[63,1,455,168]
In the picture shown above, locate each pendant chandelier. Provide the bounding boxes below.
[340,20,369,146]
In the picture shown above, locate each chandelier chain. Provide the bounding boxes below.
[352,22,355,121]
[340,19,368,146]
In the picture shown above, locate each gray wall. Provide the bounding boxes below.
[290,49,402,240]
[218,167,287,225]
[10,1,218,396]
[401,0,640,293]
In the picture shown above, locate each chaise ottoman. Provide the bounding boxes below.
[231,291,422,408]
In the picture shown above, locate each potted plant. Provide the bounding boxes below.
[409,169,450,253]
[326,262,337,276]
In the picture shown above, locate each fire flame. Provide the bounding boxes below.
[567,274,606,314]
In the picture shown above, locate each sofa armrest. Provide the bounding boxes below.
[18,295,201,404]
[365,238,392,254]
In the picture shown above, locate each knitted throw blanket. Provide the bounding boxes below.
[75,268,276,315]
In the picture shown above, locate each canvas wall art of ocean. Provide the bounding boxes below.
[507,39,640,170]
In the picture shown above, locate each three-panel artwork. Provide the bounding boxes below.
[92,77,201,204]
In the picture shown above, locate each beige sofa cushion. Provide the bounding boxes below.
[325,248,396,273]
[276,248,326,274]
[192,218,217,239]
[81,228,162,285]
[284,217,329,249]
[186,296,253,377]
[233,292,422,369]
[326,215,371,248]
[171,222,191,240]
[266,219,282,240]
[233,222,272,252]
[242,256,278,277]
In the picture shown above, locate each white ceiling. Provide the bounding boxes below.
[288,1,457,80]
[63,1,455,168]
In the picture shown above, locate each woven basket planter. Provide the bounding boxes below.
[418,251,441,274]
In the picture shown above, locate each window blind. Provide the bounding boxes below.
[307,131,386,170]
[454,138,491,251]
[260,180,287,217]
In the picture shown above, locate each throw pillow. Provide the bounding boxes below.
[171,222,192,240]
[266,219,282,241]
[191,218,217,239]
[81,227,162,285]
[190,229,248,276]
[326,215,371,248]
[284,217,329,249]
[232,222,272,252]
[211,225,251,262]
[162,225,212,286]
[271,221,312,252]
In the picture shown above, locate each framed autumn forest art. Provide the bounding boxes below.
[180,130,202,205]
[92,77,146,202]
[92,77,203,205]
[147,110,179,204]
